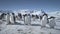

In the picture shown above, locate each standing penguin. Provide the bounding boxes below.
[24,14,31,25]
[0,13,2,20]
[12,13,16,23]
[41,14,48,28]
[24,14,27,25]
[7,13,10,24]
[1,13,5,20]
[10,13,16,24]
[18,13,22,20]
[32,15,36,21]
[27,14,31,25]
[49,16,56,28]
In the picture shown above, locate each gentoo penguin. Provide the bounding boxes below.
[41,14,48,28]
[49,16,56,28]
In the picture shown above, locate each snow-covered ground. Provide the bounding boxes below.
[0,25,60,34]
[0,19,60,34]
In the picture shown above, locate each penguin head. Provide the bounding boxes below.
[12,13,14,15]
[43,13,48,17]
[50,16,55,19]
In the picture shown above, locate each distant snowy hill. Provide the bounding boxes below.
[46,11,60,17]
[31,10,45,16]
[0,10,13,13]
[13,9,33,15]
[13,9,45,16]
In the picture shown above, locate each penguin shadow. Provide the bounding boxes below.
[7,22,24,25]
[31,24,41,26]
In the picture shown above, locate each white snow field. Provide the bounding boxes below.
[0,10,60,34]
[0,24,60,34]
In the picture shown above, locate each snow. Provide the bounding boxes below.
[31,11,44,16]
[0,25,60,34]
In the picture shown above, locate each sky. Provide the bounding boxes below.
[0,0,60,12]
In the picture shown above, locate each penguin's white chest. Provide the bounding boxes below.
[10,15,14,23]
[41,16,47,26]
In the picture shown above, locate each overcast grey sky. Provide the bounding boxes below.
[0,0,60,11]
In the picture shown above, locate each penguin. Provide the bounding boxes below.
[24,14,31,25]
[19,13,22,19]
[24,14,28,25]
[49,16,56,28]
[10,13,15,24]
[0,13,2,19]
[36,15,39,19]
[41,13,48,28]
[12,13,16,23]
[1,13,5,20]
[27,14,31,25]
[18,13,22,20]
[7,13,11,24]
[32,15,35,21]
